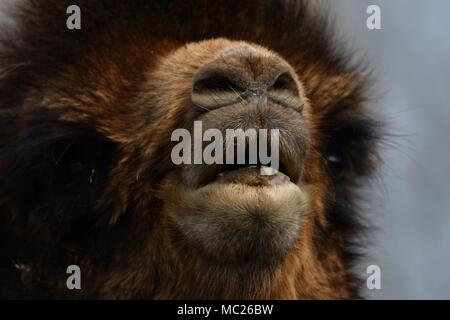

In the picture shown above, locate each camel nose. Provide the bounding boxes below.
[191,45,303,113]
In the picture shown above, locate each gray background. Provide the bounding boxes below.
[329,0,450,299]
[1,0,449,299]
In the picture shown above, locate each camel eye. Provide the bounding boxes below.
[326,153,346,172]
[327,155,344,164]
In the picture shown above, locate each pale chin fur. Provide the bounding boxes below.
[166,179,310,265]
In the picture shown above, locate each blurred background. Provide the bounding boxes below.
[328,0,450,299]
[0,0,449,299]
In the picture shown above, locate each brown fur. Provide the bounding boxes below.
[0,0,380,299]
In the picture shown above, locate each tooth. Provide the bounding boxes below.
[260,166,278,176]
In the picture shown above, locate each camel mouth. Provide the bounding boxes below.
[167,173,307,266]
[167,163,308,266]
[211,165,294,187]
[180,149,303,190]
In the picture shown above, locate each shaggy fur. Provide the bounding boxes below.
[0,0,380,299]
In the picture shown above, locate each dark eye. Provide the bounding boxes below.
[326,153,347,174]
[324,118,380,180]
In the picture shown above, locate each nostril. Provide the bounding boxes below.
[193,73,240,92]
[271,73,298,92]
[191,72,244,112]
[268,72,304,112]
